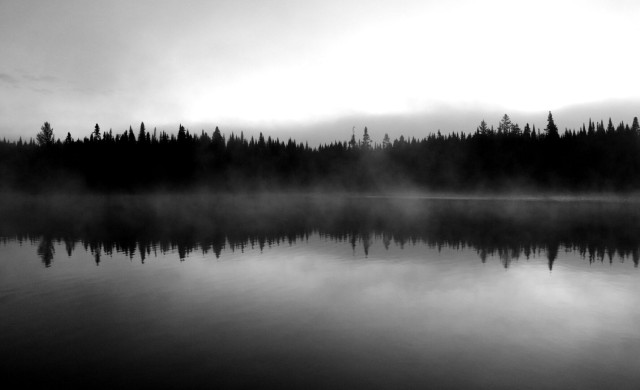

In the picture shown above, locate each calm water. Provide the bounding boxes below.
[2,194,640,388]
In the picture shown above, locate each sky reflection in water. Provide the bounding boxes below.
[1,196,640,388]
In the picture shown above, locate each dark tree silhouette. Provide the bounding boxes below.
[177,124,187,143]
[607,118,615,134]
[382,133,391,149]
[37,236,55,267]
[545,111,559,139]
[138,122,146,144]
[477,119,489,134]
[498,114,512,134]
[348,127,357,149]
[362,127,371,150]
[4,195,640,269]
[2,111,640,192]
[93,123,101,141]
[36,122,55,146]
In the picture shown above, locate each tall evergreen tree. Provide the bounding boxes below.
[477,120,489,135]
[128,126,136,142]
[498,114,513,134]
[545,111,559,139]
[348,127,357,149]
[382,133,391,149]
[512,123,521,136]
[362,127,371,150]
[212,126,224,149]
[177,124,187,143]
[93,123,101,141]
[606,118,615,134]
[138,122,146,143]
[36,122,55,146]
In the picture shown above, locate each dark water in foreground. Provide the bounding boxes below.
[2,194,640,389]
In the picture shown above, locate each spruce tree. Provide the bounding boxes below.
[545,111,559,139]
[177,124,186,143]
[382,133,391,149]
[128,126,136,142]
[477,120,489,135]
[93,123,101,141]
[36,122,55,146]
[362,127,371,150]
[138,122,146,143]
[348,127,357,149]
[498,114,513,134]
[606,118,615,134]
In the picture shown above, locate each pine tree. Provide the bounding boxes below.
[382,133,391,149]
[93,123,101,141]
[36,122,55,146]
[128,126,136,142]
[348,127,357,149]
[177,124,186,143]
[512,123,521,136]
[606,118,615,134]
[545,111,559,139]
[138,122,146,143]
[477,120,489,135]
[212,126,224,150]
[498,114,513,134]
[362,127,371,150]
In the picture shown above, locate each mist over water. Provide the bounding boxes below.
[2,194,640,388]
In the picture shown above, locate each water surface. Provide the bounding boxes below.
[1,194,640,388]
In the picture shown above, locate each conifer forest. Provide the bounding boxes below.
[1,112,640,192]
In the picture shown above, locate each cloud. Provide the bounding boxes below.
[1,1,639,141]
[0,71,60,90]
[0,73,19,86]
[30,87,53,95]
[21,74,59,83]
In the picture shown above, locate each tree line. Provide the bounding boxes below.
[1,111,640,191]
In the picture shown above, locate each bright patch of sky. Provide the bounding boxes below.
[0,0,638,140]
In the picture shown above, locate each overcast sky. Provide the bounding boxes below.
[1,0,639,144]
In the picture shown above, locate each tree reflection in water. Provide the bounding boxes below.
[0,194,637,270]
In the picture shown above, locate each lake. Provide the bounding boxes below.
[2,194,640,388]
